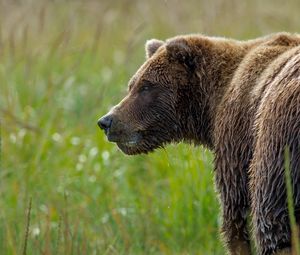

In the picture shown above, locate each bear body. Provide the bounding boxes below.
[98,33,300,255]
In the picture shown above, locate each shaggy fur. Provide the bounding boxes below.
[98,32,300,255]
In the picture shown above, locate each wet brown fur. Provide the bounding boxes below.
[99,32,300,255]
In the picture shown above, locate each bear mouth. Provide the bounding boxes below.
[105,129,165,155]
[116,134,166,155]
[106,130,140,143]
[118,139,140,147]
[116,134,157,155]
[105,131,144,154]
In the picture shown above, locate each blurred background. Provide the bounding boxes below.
[1,0,299,254]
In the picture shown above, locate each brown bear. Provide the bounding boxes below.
[98,32,300,255]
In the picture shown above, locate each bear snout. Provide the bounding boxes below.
[98,113,138,145]
[98,114,113,133]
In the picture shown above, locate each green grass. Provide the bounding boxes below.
[1,0,300,254]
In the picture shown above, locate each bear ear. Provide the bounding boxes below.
[166,39,195,70]
[145,39,164,58]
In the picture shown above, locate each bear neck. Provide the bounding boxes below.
[179,37,262,149]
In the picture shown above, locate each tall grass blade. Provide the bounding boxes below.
[22,197,32,255]
[284,147,300,255]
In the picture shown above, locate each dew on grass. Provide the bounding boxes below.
[89,147,98,158]
[76,162,83,171]
[88,175,96,183]
[118,208,127,216]
[18,128,26,139]
[78,154,87,163]
[39,204,48,213]
[116,207,134,216]
[71,136,81,146]
[101,150,110,162]
[31,226,40,237]
[113,168,124,178]
[52,132,62,142]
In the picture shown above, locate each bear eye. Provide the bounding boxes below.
[140,85,150,92]
[139,82,154,93]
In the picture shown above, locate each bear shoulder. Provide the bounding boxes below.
[223,33,300,100]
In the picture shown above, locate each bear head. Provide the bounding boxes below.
[98,37,203,155]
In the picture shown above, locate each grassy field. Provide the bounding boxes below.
[1,0,300,254]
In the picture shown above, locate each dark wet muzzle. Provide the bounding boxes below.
[98,114,113,132]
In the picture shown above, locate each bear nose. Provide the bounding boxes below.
[98,115,113,131]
